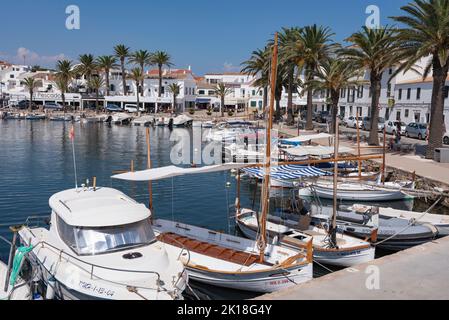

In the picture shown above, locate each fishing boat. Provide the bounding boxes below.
[132,115,154,126]
[172,114,193,127]
[112,164,313,293]
[17,186,188,300]
[156,117,171,126]
[25,114,46,120]
[299,178,415,201]
[50,115,73,122]
[111,113,133,125]
[0,260,31,300]
[236,209,375,267]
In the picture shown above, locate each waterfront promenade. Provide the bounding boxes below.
[257,235,449,300]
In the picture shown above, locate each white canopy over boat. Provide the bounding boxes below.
[242,165,331,180]
[112,163,248,182]
[280,133,332,143]
[282,145,354,157]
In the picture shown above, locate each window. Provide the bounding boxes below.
[416,88,421,100]
[398,89,402,100]
[405,109,409,118]
[396,111,401,121]
[407,88,411,100]
[250,101,257,107]
[252,90,256,96]
[389,68,393,75]
[199,90,205,95]
[57,216,156,256]
[387,84,391,97]
[10,74,14,79]
[444,86,449,99]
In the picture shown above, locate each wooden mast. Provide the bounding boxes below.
[356,113,362,179]
[146,127,153,211]
[258,32,278,263]
[381,127,386,184]
[330,117,339,246]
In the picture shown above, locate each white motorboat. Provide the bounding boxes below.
[156,117,171,126]
[132,116,154,126]
[0,260,31,300]
[25,114,46,120]
[111,113,133,125]
[18,187,187,300]
[299,179,415,201]
[172,114,193,127]
[50,115,73,122]
[112,164,314,293]
[204,127,257,142]
[236,209,375,267]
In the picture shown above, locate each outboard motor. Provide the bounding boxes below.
[168,118,174,130]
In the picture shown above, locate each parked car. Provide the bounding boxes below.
[124,104,138,113]
[405,122,428,140]
[315,111,330,123]
[443,132,449,145]
[362,117,385,131]
[345,116,362,129]
[16,100,37,110]
[105,104,123,112]
[44,102,63,110]
[385,120,406,135]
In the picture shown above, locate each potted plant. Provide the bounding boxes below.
[228,110,234,117]
[189,108,195,115]
[206,106,212,116]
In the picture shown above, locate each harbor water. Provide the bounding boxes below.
[1,119,448,299]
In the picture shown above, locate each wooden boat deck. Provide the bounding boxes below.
[157,232,270,267]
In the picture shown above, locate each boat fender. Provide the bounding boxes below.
[45,277,56,300]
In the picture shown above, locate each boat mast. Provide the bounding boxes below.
[146,127,153,211]
[330,117,339,246]
[258,33,278,263]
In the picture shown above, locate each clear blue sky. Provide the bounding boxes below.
[1,0,411,75]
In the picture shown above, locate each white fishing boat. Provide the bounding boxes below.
[111,113,133,125]
[172,114,193,127]
[17,187,187,300]
[0,260,31,300]
[299,179,415,201]
[25,114,46,120]
[156,117,171,126]
[132,115,154,126]
[112,164,314,293]
[50,115,73,122]
[236,209,375,267]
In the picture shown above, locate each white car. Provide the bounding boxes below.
[385,120,406,135]
[124,104,138,113]
[444,132,449,145]
[345,116,362,129]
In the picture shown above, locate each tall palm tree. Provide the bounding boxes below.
[114,44,131,96]
[151,51,173,98]
[129,50,152,94]
[391,0,449,159]
[168,83,181,114]
[23,77,41,112]
[129,68,144,113]
[96,55,118,96]
[87,76,105,113]
[241,46,271,114]
[55,60,74,112]
[279,27,302,125]
[215,83,232,117]
[306,56,365,133]
[288,25,335,130]
[76,54,97,87]
[340,26,402,145]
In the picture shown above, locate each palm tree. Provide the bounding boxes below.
[279,27,302,125]
[306,56,365,133]
[151,51,173,98]
[87,76,105,113]
[55,60,74,112]
[114,44,131,96]
[241,46,271,115]
[76,54,97,85]
[215,83,232,117]
[168,83,181,114]
[340,26,402,145]
[391,0,449,159]
[23,77,41,112]
[129,50,152,94]
[129,68,144,113]
[288,25,335,130]
[96,55,118,96]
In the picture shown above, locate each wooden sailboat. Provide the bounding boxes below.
[113,36,313,293]
[236,118,376,267]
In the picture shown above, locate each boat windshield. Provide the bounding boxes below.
[57,217,156,256]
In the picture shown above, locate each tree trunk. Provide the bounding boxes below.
[426,60,448,159]
[136,82,140,113]
[368,72,382,146]
[173,95,177,114]
[140,63,145,95]
[158,64,162,98]
[62,92,66,114]
[121,59,127,96]
[105,69,110,96]
[330,89,339,134]
[286,67,295,125]
[263,86,268,115]
[95,91,99,114]
[29,89,33,112]
[221,96,225,117]
[305,87,313,130]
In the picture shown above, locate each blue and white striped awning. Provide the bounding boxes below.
[242,165,331,180]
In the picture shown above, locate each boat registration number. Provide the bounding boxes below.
[79,281,115,297]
